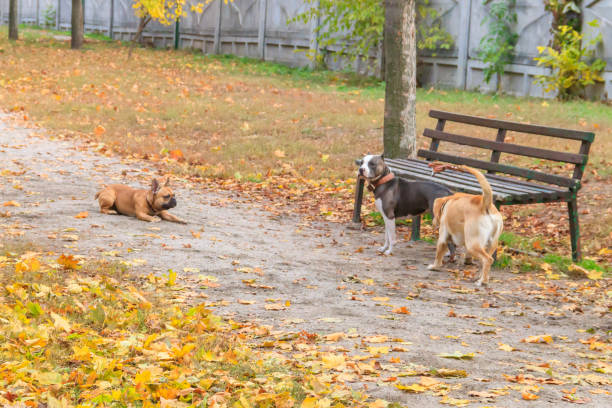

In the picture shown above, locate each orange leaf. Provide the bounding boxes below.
[170,149,184,160]
[75,211,89,219]
[392,306,411,315]
[57,254,80,270]
[94,125,106,136]
[522,392,539,400]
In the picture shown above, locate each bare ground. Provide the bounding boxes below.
[1,114,610,406]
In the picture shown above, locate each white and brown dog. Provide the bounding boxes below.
[357,154,453,255]
[428,165,503,286]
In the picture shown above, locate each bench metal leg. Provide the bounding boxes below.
[411,215,421,241]
[567,197,581,262]
[352,177,365,224]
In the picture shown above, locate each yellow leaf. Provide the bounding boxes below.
[51,312,71,332]
[587,269,603,280]
[2,200,20,207]
[322,354,346,370]
[396,383,427,393]
[598,247,611,255]
[134,369,151,385]
[367,346,389,355]
[301,397,318,408]
[498,343,516,352]
[440,396,471,406]
[274,149,285,158]
[321,154,329,162]
[72,344,91,361]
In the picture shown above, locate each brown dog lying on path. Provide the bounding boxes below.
[95,178,186,224]
[428,165,503,286]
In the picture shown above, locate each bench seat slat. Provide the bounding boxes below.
[386,160,534,196]
[423,129,586,164]
[418,150,578,188]
[429,110,594,142]
[386,159,559,195]
[384,159,569,203]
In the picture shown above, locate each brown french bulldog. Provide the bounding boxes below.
[95,178,186,224]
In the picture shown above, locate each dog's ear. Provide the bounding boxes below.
[151,178,160,194]
[164,177,171,187]
[355,159,363,166]
[380,153,385,159]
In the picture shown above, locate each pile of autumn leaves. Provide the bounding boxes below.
[0,251,366,407]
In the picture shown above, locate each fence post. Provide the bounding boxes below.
[456,0,472,89]
[56,0,61,30]
[174,19,180,49]
[108,0,114,39]
[213,0,222,54]
[36,0,40,26]
[257,0,267,59]
[308,0,320,69]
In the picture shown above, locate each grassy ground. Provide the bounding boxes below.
[0,27,610,265]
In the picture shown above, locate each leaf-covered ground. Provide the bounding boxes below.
[0,114,610,407]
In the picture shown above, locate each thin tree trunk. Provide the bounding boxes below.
[383,0,417,159]
[71,0,84,49]
[8,0,18,40]
[127,16,151,60]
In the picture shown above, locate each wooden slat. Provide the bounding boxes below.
[383,159,570,204]
[391,159,566,194]
[417,150,578,188]
[489,128,507,170]
[429,110,595,142]
[423,129,587,164]
[385,159,542,196]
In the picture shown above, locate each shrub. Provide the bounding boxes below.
[478,0,518,92]
[534,21,606,100]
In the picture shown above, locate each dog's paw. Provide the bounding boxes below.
[377,246,388,253]
[383,249,393,256]
[150,217,162,223]
[427,264,441,271]
[474,278,488,287]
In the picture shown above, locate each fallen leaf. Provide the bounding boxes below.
[75,211,89,219]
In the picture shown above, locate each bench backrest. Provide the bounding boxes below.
[418,110,595,190]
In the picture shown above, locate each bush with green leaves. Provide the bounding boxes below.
[477,0,518,92]
[291,0,453,69]
[43,4,56,29]
[534,21,606,100]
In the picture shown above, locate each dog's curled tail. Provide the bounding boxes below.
[459,166,493,213]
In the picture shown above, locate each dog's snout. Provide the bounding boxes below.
[358,167,365,176]
[170,197,177,207]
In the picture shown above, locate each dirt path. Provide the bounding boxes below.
[1,114,610,406]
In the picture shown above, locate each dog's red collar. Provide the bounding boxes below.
[372,172,395,188]
[368,172,395,192]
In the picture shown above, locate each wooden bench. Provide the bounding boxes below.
[352,110,594,261]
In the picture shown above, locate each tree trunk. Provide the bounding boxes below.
[127,16,151,60]
[8,0,18,41]
[71,0,84,49]
[383,0,417,159]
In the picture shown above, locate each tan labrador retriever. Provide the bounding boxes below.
[428,166,503,286]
